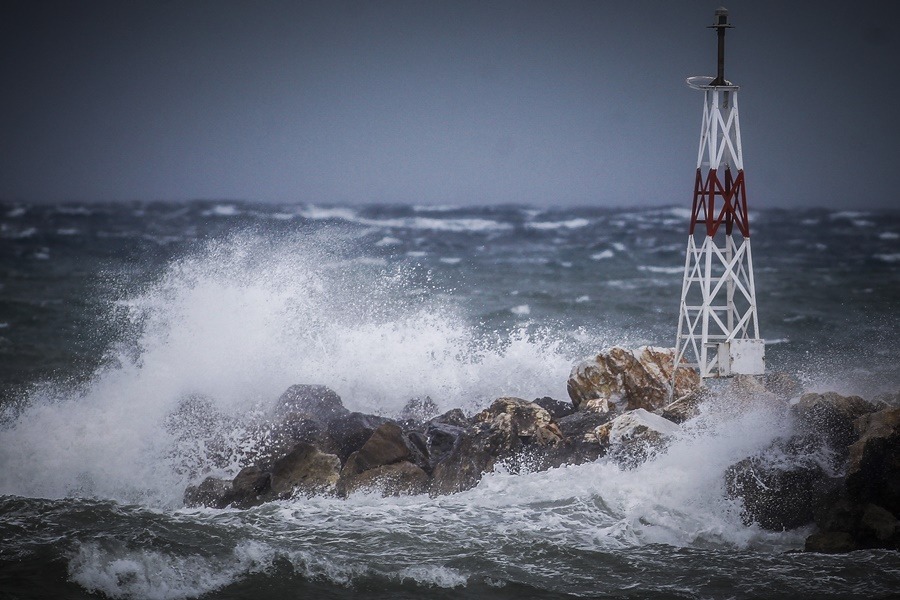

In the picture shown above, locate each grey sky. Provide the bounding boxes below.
[2,1,898,207]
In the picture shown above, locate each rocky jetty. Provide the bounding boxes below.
[180,348,900,554]
[184,346,690,508]
[722,390,900,553]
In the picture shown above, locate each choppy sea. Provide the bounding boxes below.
[1,201,898,599]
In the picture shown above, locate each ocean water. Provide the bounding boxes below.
[1,201,898,599]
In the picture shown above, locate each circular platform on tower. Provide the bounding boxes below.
[686,75,739,90]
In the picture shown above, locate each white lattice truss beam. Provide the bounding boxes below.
[674,235,760,378]
[696,88,743,171]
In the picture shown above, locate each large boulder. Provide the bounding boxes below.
[595,409,681,468]
[269,443,341,498]
[273,384,349,424]
[242,415,325,472]
[656,388,709,424]
[422,408,472,471]
[429,430,493,496]
[338,461,430,497]
[543,403,616,468]
[797,405,900,552]
[230,466,272,509]
[430,398,562,495]
[804,530,858,553]
[341,422,412,475]
[425,421,467,471]
[533,397,575,420]
[807,501,900,553]
[184,477,234,509]
[791,392,878,459]
[337,422,430,497]
[472,397,562,445]
[399,396,439,423]
[430,408,470,428]
[236,384,347,472]
[725,435,835,531]
[567,346,700,412]
[325,412,392,463]
[183,467,271,510]
[846,407,900,515]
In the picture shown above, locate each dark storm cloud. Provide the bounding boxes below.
[1,1,898,207]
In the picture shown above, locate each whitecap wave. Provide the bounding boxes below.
[297,205,511,233]
[202,205,240,217]
[525,218,590,230]
[68,540,274,600]
[638,265,683,275]
[591,250,614,260]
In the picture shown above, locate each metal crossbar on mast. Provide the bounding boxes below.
[673,7,764,384]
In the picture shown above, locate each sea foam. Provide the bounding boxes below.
[0,230,575,505]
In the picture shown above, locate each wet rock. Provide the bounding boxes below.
[725,436,834,530]
[871,390,900,409]
[472,397,562,448]
[400,396,439,422]
[425,421,466,470]
[337,422,432,496]
[763,371,804,401]
[268,443,341,498]
[430,398,562,495]
[656,388,708,424]
[404,430,431,471]
[579,397,615,414]
[246,415,325,472]
[808,500,900,552]
[237,384,347,471]
[430,408,470,428]
[274,384,349,425]
[859,503,900,544]
[846,407,900,515]
[791,392,877,458]
[184,447,342,508]
[804,531,857,553]
[800,406,900,552]
[545,409,613,467]
[338,461,430,497]
[341,422,411,475]
[430,431,492,496]
[814,494,856,533]
[229,466,272,509]
[184,477,233,509]
[533,397,575,420]
[325,412,392,463]
[595,409,681,468]
[567,346,700,412]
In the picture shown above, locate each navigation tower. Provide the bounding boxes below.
[673,7,765,380]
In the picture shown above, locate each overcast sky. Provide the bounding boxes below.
[2,1,898,208]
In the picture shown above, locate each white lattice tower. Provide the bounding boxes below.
[673,8,764,381]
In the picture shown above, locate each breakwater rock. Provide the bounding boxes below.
[567,345,701,412]
[180,349,900,554]
[185,347,691,508]
[722,390,900,553]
